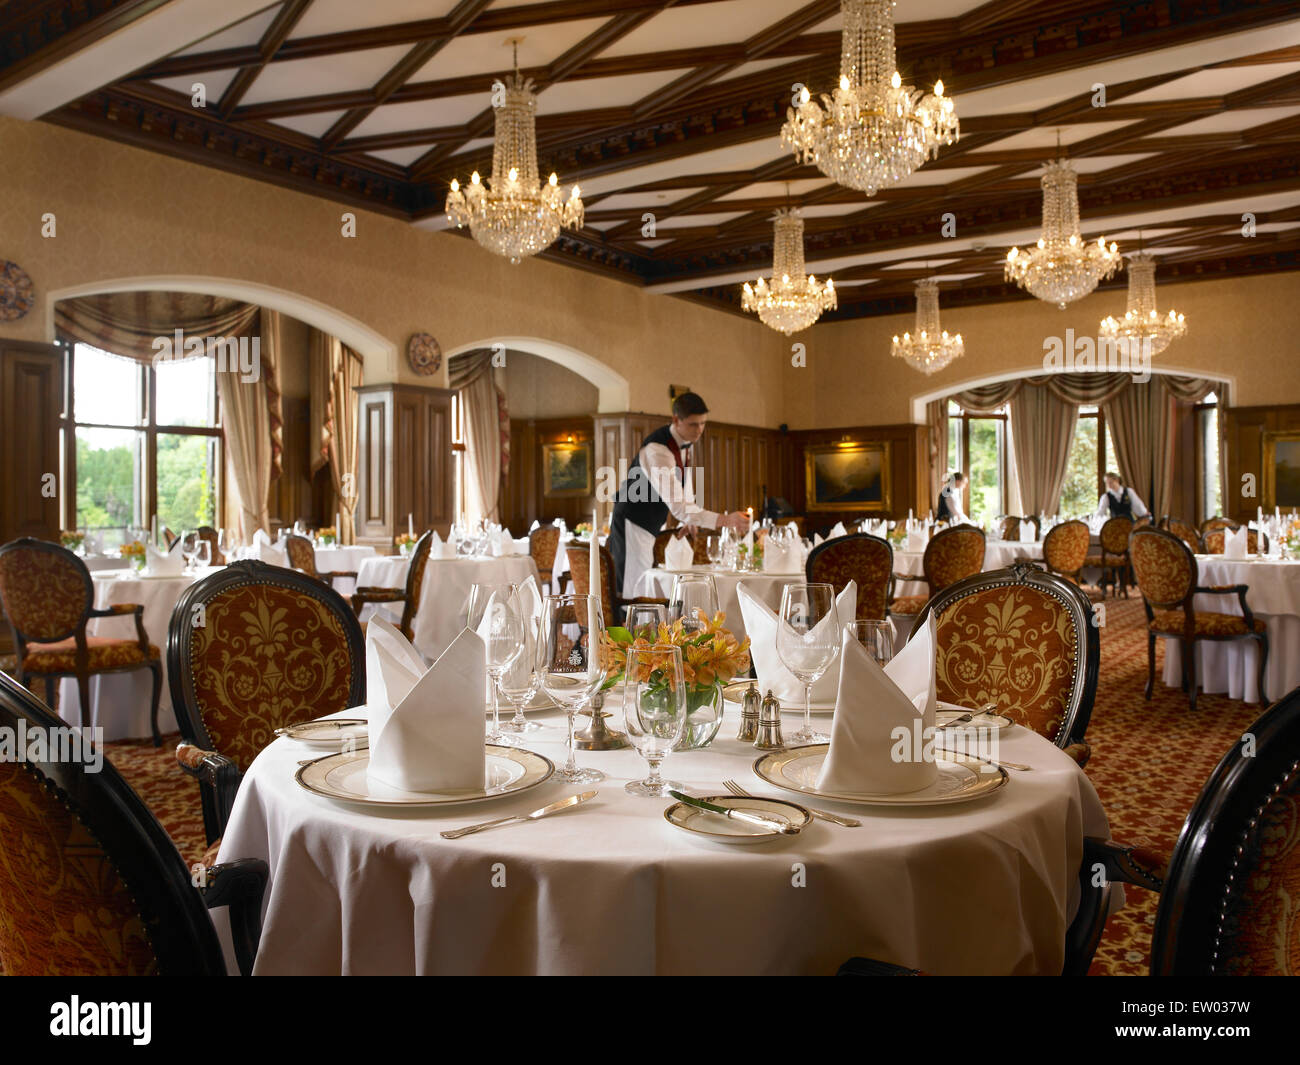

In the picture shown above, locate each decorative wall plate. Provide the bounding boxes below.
[0,261,34,322]
[407,332,442,376]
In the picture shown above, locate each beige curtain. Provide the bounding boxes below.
[309,328,334,475]
[1009,385,1078,515]
[324,341,363,545]
[55,291,259,362]
[925,398,948,506]
[1104,381,1178,520]
[450,350,509,522]
[217,357,273,542]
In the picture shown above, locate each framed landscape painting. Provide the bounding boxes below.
[542,441,593,498]
[805,441,891,512]
[1263,431,1300,509]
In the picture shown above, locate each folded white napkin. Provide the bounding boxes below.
[517,575,543,622]
[528,520,540,532]
[1223,525,1248,559]
[762,537,802,574]
[254,538,287,566]
[1019,520,1036,543]
[736,581,856,705]
[144,541,185,576]
[829,521,848,540]
[664,534,694,570]
[365,616,486,793]
[816,615,938,796]
[428,530,447,559]
[813,533,824,547]
[906,528,928,553]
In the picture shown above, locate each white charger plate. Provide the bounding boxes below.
[753,744,1007,807]
[275,718,368,748]
[664,795,812,844]
[295,745,554,808]
[936,702,1013,731]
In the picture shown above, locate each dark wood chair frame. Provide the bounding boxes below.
[0,537,163,745]
[168,560,366,845]
[284,532,358,590]
[0,671,266,975]
[350,529,433,640]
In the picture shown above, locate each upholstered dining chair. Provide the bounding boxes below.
[351,529,432,641]
[564,542,668,627]
[1202,527,1265,554]
[807,533,894,621]
[284,533,358,590]
[1160,516,1202,554]
[169,560,366,846]
[1199,516,1237,536]
[998,515,1039,542]
[1040,519,1091,583]
[0,671,267,975]
[1084,516,1133,598]
[888,525,986,618]
[528,524,561,587]
[1128,526,1269,711]
[196,525,225,566]
[652,529,679,568]
[909,561,1099,765]
[0,537,163,744]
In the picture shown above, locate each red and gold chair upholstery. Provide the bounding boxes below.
[888,525,986,617]
[351,529,432,641]
[169,560,366,845]
[652,530,678,568]
[1159,515,1202,554]
[998,515,1039,542]
[284,533,358,590]
[565,542,668,628]
[692,533,712,565]
[909,560,1099,763]
[806,533,894,621]
[0,671,266,975]
[0,537,163,745]
[529,525,561,587]
[1202,527,1264,554]
[1040,519,1091,583]
[1128,526,1268,711]
[1084,516,1133,598]
[196,525,225,566]
[1199,516,1236,537]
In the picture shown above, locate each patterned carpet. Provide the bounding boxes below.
[3,597,1270,974]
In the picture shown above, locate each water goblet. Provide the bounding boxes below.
[537,594,608,784]
[468,583,521,745]
[621,645,686,797]
[668,573,718,635]
[777,583,840,745]
[624,602,668,642]
[846,618,893,667]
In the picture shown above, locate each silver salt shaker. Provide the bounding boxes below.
[737,681,761,742]
[754,689,784,750]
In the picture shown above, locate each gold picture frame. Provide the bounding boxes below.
[542,441,593,498]
[804,441,891,512]
[1262,431,1300,510]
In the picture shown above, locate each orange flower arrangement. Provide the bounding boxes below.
[599,610,750,705]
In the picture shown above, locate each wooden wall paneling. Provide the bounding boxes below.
[0,341,63,545]
[423,388,454,532]
[787,422,924,533]
[501,416,594,530]
[1225,404,1300,523]
[356,386,391,545]
[267,396,312,529]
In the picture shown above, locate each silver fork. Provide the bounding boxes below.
[723,778,860,828]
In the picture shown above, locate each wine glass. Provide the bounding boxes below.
[621,644,686,797]
[624,602,667,641]
[192,539,212,572]
[180,530,198,574]
[706,534,723,567]
[537,593,608,784]
[668,573,718,635]
[846,619,893,667]
[498,591,546,735]
[467,583,521,745]
[777,583,840,746]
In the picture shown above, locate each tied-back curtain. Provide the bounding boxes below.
[328,342,364,546]
[55,292,260,362]
[1009,385,1078,515]
[1105,381,1179,520]
[217,354,272,543]
[449,350,509,522]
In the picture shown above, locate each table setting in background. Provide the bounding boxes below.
[210,572,1114,976]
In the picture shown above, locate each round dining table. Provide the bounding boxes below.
[638,565,806,644]
[353,553,541,663]
[1161,555,1300,704]
[212,703,1114,976]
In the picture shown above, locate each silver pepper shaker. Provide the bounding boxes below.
[737,681,760,742]
[754,689,784,750]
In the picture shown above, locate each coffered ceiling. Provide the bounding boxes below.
[3,0,1298,322]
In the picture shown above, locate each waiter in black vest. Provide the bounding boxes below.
[1094,471,1149,520]
[608,391,751,598]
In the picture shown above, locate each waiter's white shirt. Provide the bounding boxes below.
[939,485,968,524]
[621,426,720,598]
[1094,487,1149,520]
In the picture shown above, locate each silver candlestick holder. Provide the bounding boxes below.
[574,690,628,750]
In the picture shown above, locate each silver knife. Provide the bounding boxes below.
[668,790,801,835]
[440,790,598,839]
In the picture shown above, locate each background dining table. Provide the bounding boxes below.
[212,702,1115,976]
[638,565,807,644]
[1161,555,1300,704]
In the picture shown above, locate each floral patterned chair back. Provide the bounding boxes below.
[1199,516,1236,536]
[998,516,1021,541]
[1202,528,1261,555]
[923,525,986,593]
[284,534,320,578]
[0,671,226,975]
[1042,519,1091,577]
[529,525,561,585]
[0,538,93,644]
[1129,528,1195,608]
[652,530,678,568]
[807,534,894,621]
[1099,516,1133,556]
[1161,516,1202,554]
[1150,687,1300,974]
[564,543,618,627]
[910,562,1099,748]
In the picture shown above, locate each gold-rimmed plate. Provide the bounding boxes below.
[936,702,1013,732]
[295,745,554,808]
[753,744,1008,807]
[664,795,812,844]
[276,718,368,748]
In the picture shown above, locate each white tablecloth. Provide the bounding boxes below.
[55,569,215,740]
[892,542,1045,598]
[638,566,806,644]
[354,554,540,662]
[1161,556,1300,704]
[213,708,1113,975]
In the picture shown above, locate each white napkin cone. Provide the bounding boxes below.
[813,533,824,547]
[664,534,694,570]
[763,537,802,574]
[364,616,486,793]
[144,542,185,576]
[736,580,856,705]
[1223,525,1248,559]
[816,615,938,796]
[906,528,928,553]
[528,520,540,532]
[1019,521,1036,543]
[829,521,848,539]
[427,530,445,559]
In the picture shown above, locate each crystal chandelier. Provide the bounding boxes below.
[781,0,959,195]
[445,57,583,264]
[1005,159,1121,308]
[741,209,837,335]
[891,278,963,374]
[1099,252,1187,356]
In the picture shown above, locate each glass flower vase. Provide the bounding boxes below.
[676,682,725,750]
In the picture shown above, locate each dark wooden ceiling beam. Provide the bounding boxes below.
[216,0,316,120]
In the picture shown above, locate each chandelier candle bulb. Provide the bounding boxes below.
[741,209,837,335]
[891,279,964,375]
[1098,252,1188,357]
